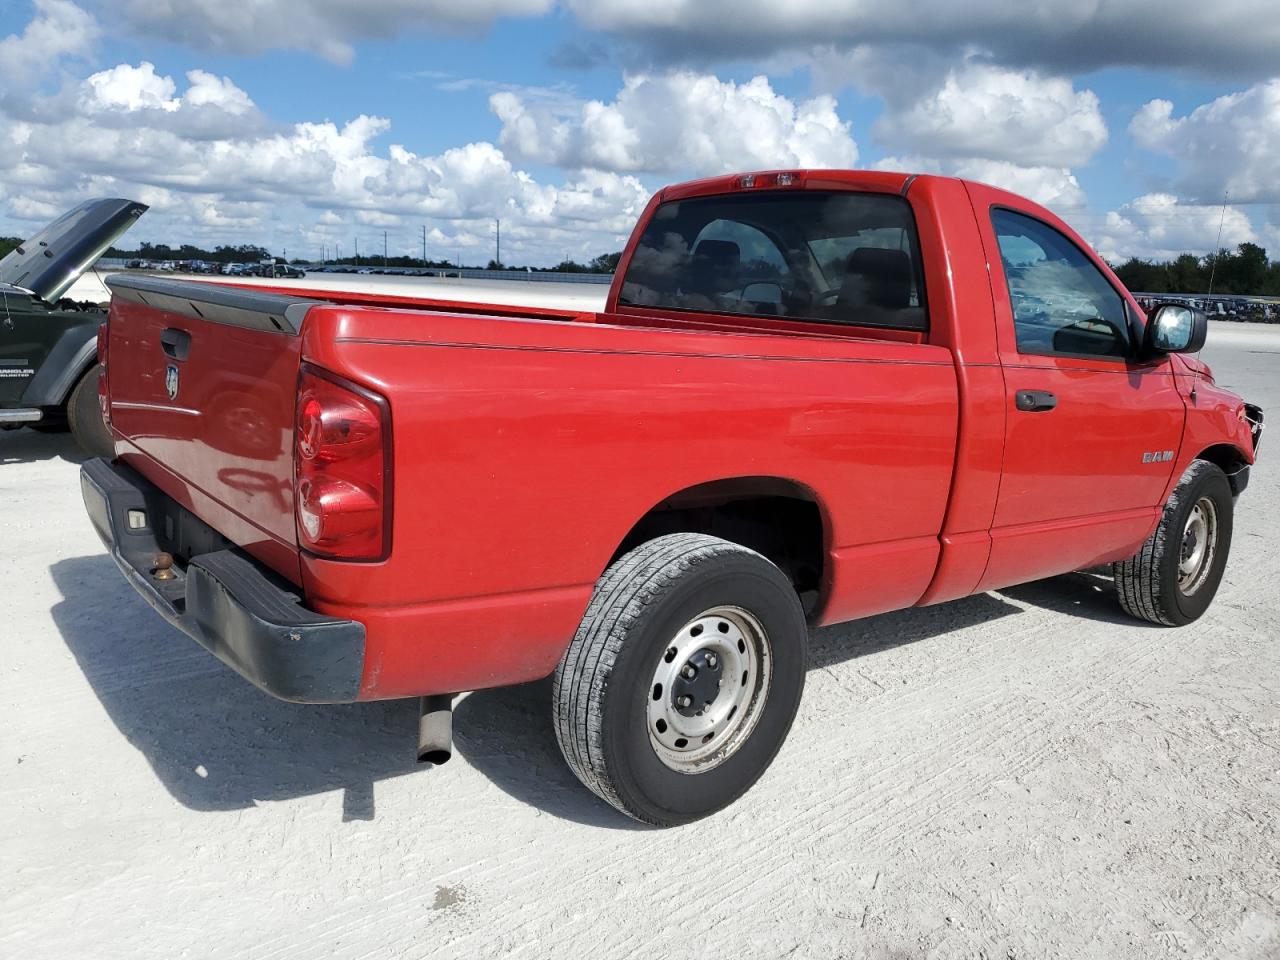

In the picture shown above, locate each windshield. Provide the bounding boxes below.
[619,190,928,331]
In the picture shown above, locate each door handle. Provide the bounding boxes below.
[1015,389,1057,413]
[160,327,191,361]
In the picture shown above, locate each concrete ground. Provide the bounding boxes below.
[1,322,1276,960]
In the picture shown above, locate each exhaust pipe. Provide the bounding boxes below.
[417,694,453,765]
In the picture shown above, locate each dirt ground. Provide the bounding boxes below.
[2,322,1276,960]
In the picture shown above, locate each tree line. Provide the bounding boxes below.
[1111,243,1280,296]
[11,233,1273,292]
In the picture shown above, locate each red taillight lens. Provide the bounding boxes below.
[294,364,392,561]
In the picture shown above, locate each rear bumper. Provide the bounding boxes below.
[80,458,365,703]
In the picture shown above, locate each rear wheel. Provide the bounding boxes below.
[1114,460,1234,626]
[67,365,113,459]
[553,534,807,826]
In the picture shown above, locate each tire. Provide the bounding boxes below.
[1114,460,1234,626]
[67,365,114,459]
[553,533,808,826]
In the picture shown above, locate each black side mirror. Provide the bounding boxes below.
[1145,303,1208,355]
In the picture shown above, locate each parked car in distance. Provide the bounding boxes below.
[260,263,305,279]
[83,170,1263,825]
[1,198,147,456]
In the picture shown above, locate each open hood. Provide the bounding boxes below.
[0,198,147,303]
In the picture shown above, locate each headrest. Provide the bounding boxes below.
[839,247,913,310]
[687,239,742,296]
[692,239,741,268]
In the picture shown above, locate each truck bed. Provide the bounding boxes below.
[103,272,959,698]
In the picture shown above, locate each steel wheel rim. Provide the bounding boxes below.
[646,605,772,774]
[1178,496,1218,596]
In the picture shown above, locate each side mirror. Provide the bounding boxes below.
[1145,303,1207,355]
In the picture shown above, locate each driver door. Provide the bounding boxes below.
[974,204,1186,591]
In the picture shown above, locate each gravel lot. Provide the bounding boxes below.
[2,321,1276,960]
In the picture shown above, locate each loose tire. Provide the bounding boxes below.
[553,533,807,826]
[1114,460,1234,626]
[68,365,113,459]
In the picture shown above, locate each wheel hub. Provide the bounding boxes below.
[671,649,723,717]
[1177,497,1218,596]
[646,606,772,774]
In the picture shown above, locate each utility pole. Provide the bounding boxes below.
[383,230,387,269]
[495,218,501,268]
[422,225,427,267]
[354,236,359,266]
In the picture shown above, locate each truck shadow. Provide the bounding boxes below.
[999,568,1149,627]
[0,427,86,465]
[48,553,1136,830]
[48,553,635,829]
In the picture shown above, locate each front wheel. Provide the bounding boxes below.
[553,534,807,826]
[1114,460,1234,626]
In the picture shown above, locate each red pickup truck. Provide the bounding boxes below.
[81,170,1263,825]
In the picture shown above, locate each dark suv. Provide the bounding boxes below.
[1,199,147,456]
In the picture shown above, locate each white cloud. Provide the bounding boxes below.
[873,63,1106,169]
[0,56,651,265]
[80,62,179,112]
[106,0,554,64]
[1090,193,1257,262]
[564,1,1280,77]
[492,72,857,175]
[0,0,97,85]
[955,159,1087,211]
[73,61,272,141]
[183,70,256,115]
[1131,80,1280,203]
[875,155,1087,213]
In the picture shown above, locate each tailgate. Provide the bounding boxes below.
[104,274,321,581]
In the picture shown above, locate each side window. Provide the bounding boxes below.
[992,209,1130,359]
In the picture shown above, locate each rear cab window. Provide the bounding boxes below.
[619,190,929,332]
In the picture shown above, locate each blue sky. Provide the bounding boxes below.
[1,0,1277,265]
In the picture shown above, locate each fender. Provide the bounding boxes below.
[20,322,99,408]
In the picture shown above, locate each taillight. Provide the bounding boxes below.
[294,363,392,561]
[97,321,109,424]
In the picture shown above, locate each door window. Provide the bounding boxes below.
[992,209,1130,359]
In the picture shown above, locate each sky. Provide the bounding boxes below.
[1,0,1279,267]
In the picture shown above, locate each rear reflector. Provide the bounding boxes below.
[294,363,392,561]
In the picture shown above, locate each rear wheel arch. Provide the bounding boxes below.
[607,476,830,616]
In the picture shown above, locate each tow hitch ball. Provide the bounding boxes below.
[417,694,453,765]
